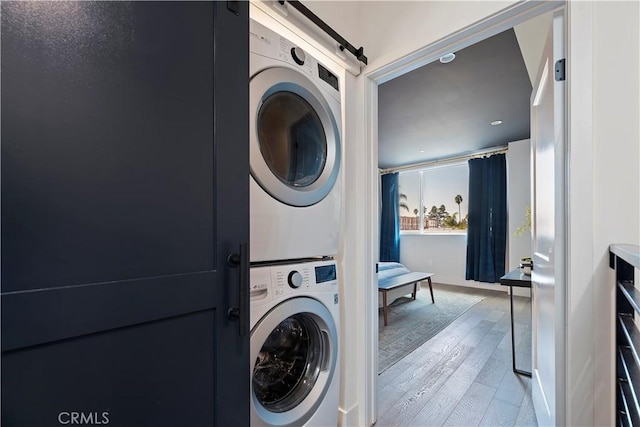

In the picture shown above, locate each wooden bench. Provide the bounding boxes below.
[378,272,434,326]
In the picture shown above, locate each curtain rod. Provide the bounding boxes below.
[278,0,368,65]
[380,146,508,175]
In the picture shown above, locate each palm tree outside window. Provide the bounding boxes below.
[397,164,468,233]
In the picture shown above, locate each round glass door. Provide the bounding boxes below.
[257,92,327,188]
[250,67,340,207]
[250,297,338,426]
[253,313,323,413]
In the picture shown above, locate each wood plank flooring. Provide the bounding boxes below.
[376,285,536,427]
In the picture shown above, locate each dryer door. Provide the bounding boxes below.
[250,67,341,207]
[250,297,338,426]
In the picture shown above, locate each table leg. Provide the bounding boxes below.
[411,283,417,300]
[510,285,532,377]
[428,277,434,303]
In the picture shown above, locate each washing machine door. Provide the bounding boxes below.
[250,67,341,207]
[250,297,338,426]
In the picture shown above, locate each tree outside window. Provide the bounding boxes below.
[397,163,468,233]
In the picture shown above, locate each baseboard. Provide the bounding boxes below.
[431,275,504,291]
[429,276,496,291]
[338,403,359,427]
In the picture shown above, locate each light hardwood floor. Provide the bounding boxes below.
[376,285,536,427]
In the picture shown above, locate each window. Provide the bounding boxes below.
[398,171,421,231]
[398,163,469,233]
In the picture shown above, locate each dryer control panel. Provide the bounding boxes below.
[250,19,340,102]
[249,260,338,304]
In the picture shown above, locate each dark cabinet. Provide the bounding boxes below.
[611,244,640,426]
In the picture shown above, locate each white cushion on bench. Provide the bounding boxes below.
[377,262,417,307]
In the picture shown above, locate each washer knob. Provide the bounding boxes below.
[291,47,306,66]
[288,271,303,288]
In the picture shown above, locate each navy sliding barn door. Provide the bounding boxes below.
[1,2,249,426]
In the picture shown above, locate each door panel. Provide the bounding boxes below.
[531,10,566,426]
[1,2,249,426]
[2,273,216,352]
[3,311,216,427]
[1,1,216,292]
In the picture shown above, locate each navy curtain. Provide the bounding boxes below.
[465,154,507,283]
[380,173,400,262]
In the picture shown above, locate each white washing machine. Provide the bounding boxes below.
[250,20,342,263]
[250,259,340,426]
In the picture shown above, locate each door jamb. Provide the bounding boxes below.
[361,1,592,425]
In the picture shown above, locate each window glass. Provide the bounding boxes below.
[398,164,469,233]
[398,171,421,231]
[422,164,468,232]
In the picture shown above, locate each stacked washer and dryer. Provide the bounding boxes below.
[248,20,343,427]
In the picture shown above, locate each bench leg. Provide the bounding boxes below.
[411,282,417,300]
[428,277,434,303]
[382,291,388,326]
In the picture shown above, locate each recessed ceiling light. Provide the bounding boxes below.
[439,53,456,64]
[491,120,503,126]
[419,149,425,153]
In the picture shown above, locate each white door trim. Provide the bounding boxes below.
[366,1,564,83]
[564,2,596,425]
[362,0,597,425]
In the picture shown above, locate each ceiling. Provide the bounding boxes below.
[377,28,532,169]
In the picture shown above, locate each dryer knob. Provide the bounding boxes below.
[291,47,306,66]
[288,271,303,288]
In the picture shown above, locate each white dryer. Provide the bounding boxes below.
[250,260,340,427]
[250,20,342,263]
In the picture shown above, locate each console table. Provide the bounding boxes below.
[499,268,532,377]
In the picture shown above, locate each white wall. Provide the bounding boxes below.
[590,2,640,424]
[357,1,517,72]
[513,12,553,84]
[399,233,468,283]
[304,1,360,45]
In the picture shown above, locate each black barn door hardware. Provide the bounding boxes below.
[278,0,367,65]
[227,242,249,336]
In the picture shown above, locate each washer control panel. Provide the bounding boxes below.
[287,271,303,288]
[250,260,338,303]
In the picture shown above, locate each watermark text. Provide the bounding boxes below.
[58,412,109,425]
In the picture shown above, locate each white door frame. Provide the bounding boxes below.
[362,1,597,425]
